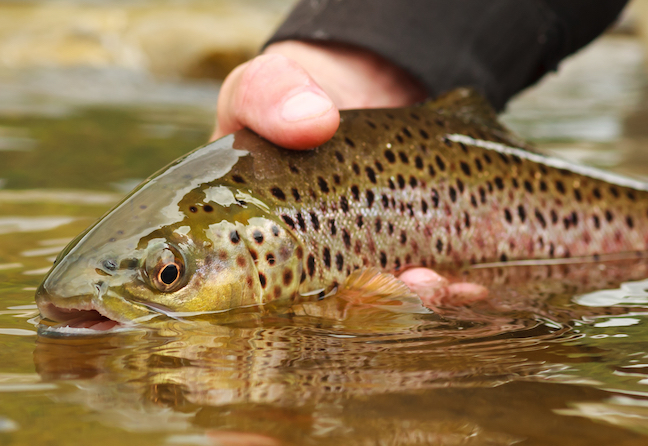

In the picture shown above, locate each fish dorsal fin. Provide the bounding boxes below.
[424,87,500,127]
[423,87,535,151]
[334,268,431,314]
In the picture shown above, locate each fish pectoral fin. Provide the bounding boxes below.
[335,268,431,314]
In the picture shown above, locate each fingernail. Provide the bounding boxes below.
[281,91,333,122]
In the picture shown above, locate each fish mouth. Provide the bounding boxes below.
[38,301,125,335]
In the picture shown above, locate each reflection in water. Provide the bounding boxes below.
[28,258,648,445]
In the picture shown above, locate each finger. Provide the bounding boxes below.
[398,268,450,306]
[211,54,340,150]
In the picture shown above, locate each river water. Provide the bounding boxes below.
[2,12,648,446]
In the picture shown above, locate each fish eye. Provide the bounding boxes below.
[146,245,186,292]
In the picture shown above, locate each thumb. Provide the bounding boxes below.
[211,54,340,150]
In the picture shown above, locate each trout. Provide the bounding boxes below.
[35,89,648,332]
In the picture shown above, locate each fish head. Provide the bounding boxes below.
[36,135,304,333]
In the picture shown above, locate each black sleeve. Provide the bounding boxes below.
[265,0,629,110]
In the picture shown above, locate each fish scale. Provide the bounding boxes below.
[223,91,648,295]
[34,88,648,325]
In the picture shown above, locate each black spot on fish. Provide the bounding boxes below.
[474,158,483,172]
[271,226,280,236]
[443,137,452,147]
[189,206,198,213]
[385,150,396,163]
[399,152,409,163]
[375,161,384,172]
[253,230,264,244]
[449,186,457,203]
[494,177,504,190]
[366,119,377,128]
[400,231,407,244]
[323,248,331,268]
[504,209,512,223]
[340,196,349,213]
[396,134,404,144]
[300,271,306,283]
[317,177,329,193]
[282,215,295,229]
[289,165,299,174]
[549,243,555,257]
[421,200,428,213]
[431,189,440,208]
[296,213,306,231]
[356,215,363,228]
[394,257,401,270]
[266,253,275,265]
[230,231,240,244]
[470,195,478,208]
[518,205,526,223]
[498,153,509,164]
[605,210,613,222]
[296,246,303,259]
[435,155,446,171]
[271,187,286,200]
[292,188,301,201]
[593,188,602,199]
[551,210,558,224]
[382,194,389,209]
[329,219,337,236]
[375,218,382,233]
[249,249,258,261]
[342,229,351,248]
[574,189,582,202]
[535,209,546,228]
[627,191,636,201]
[335,253,344,271]
[483,153,492,164]
[307,255,315,277]
[397,174,406,189]
[428,164,436,177]
[419,129,429,139]
[388,178,396,190]
[456,179,464,194]
[436,239,443,253]
[334,151,344,163]
[310,213,320,231]
[402,127,412,138]
[366,190,375,208]
[500,253,508,262]
[379,251,387,268]
[388,223,394,235]
[460,162,471,176]
[232,175,245,184]
[365,166,377,184]
[204,205,214,212]
[524,180,533,193]
[258,273,267,288]
[140,205,147,210]
[610,186,619,198]
[464,212,470,228]
[351,185,360,201]
[627,216,634,229]
[352,163,360,175]
[414,156,424,170]
[283,269,293,286]
[479,187,486,204]
[539,180,548,192]
[593,214,600,229]
[512,178,519,189]
[344,137,356,148]
[459,142,468,153]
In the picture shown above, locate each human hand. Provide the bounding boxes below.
[211,40,487,306]
[210,40,426,148]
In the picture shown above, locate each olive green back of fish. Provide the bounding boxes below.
[212,89,648,299]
